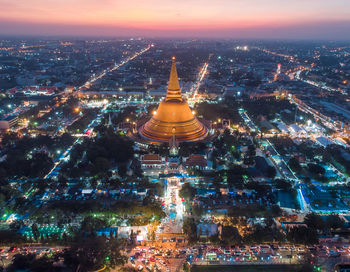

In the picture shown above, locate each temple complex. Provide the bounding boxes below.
[138,57,208,144]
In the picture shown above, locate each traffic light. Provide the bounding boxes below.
[105,256,110,261]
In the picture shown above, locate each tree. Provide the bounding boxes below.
[31,223,40,241]
[61,236,126,271]
[289,157,302,173]
[179,183,195,201]
[308,163,325,176]
[221,226,242,245]
[1,132,19,147]
[270,205,282,217]
[29,153,54,178]
[80,216,109,234]
[118,164,128,178]
[7,254,56,272]
[244,225,275,244]
[192,204,204,217]
[326,214,345,230]
[304,213,324,231]
[209,234,220,244]
[183,218,197,243]
[247,144,256,157]
[92,157,111,174]
[287,226,318,245]
[226,165,247,187]
[9,220,24,232]
[0,230,25,245]
[0,193,5,206]
[275,179,292,190]
[58,176,68,189]
[266,166,277,178]
[59,133,74,147]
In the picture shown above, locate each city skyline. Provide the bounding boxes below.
[0,33,350,272]
[1,1,350,271]
[1,0,350,39]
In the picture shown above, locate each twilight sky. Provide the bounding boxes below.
[0,0,350,39]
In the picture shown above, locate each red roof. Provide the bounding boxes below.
[143,154,161,161]
[7,88,18,94]
[186,155,207,167]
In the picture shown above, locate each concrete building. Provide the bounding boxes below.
[0,115,18,130]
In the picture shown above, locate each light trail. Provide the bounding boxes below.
[294,70,347,95]
[261,47,347,95]
[43,103,109,179]
[239,109,299,182]
[187,62,208,107]
[43,45,152,180]
[288,95,339,131]
[78,45,151,91]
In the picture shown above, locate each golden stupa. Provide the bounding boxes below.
[139,57,208,143]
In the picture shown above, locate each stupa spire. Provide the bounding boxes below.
[165,57,182,102]
[138,58,208,143]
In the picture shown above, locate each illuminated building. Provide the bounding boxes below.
[139,57,208,143]
[0,115,18,130]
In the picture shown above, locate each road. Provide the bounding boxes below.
[295,69,347,95]
[127,245,186,272]
[1,245,66,267]
[43,45,151,180]
[260,47,347,96]
[78,45,152,91]
[43,102,109,179]
[158,177,184,235]
[187,61,209,107]
[289,94,340,132]
[238,109,299,183]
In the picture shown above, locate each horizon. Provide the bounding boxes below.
[1,0,350,40]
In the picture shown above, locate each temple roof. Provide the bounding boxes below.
[165,57,182,102]
[138,57,208,143]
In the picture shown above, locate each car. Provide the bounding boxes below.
[243,252,251,257]
[260,245,270,253]
[9,247,16,253]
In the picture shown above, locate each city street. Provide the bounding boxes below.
[158,177,184,235]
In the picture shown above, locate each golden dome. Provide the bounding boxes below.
[139,57,208,143]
